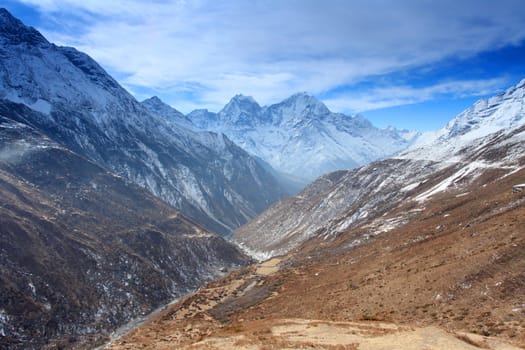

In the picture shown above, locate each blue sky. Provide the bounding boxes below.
[3,0,525,131]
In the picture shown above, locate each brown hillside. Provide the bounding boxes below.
[105,162,525,349]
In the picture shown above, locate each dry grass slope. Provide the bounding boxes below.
[105,165,525,349]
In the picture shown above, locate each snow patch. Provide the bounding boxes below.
[415,161,505,202]
[400,182,419,192]
[29,98,52,114]
[234,241,277,262]
[0,309,8,337]
[28,282,36,295]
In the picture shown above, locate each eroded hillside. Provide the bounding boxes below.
[104,159,525,350]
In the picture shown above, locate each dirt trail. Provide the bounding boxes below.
[105,179,525,350]
[185,318,524,350]
[256,257,281,275]
[105,254,525,350]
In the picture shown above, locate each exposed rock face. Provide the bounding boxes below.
[0,102,249,349]
[0,8,286,236]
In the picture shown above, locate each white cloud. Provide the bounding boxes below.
[323,77,508,113]
[14,0,525,112]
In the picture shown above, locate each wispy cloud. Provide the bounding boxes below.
[13,0,525,113]
[323,77,509,113]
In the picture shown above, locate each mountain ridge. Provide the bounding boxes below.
[232,77,525,259]
[0,8,286,235]
[145,93,417,182]
[0,101,249,349]
[400,77,525,162]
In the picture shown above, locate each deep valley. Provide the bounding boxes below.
[0,5,524,350]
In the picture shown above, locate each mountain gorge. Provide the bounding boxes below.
[0,8,286,236]
[105,79,525,350]
[2,6,525,350]
[144,92,416,183]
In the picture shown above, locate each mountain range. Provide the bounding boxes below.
[1,6,525,350]
[107,78,525,349]
[142,92,417,183]
[0,8,286,236]
[232,78,525,259]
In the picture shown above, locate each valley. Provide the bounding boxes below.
[104,164,525,349]
[0,5,524,350]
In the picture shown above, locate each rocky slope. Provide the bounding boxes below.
[147,93,415,183]
[0,101,249,349]
[100,79,525,350]
[141,96,193,127]
[104,163,525,349]
[233,78,525,259]
[0,8,286,235]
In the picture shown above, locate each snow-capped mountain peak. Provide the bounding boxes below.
[273,92,331,121]
[349,113,373,128]
[401,78,525,162]
[218,94,262,127]
[142,95,164,106]
[141,96,191,126]
[179,93,415,182]
[186,108,218,129]
[443,78,525,139]
[229,93,260,106]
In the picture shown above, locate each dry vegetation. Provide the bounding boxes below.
[105,166,525,349]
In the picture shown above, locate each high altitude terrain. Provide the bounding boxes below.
[0,8,286,236]
[2,6,524,350]
[107,163,525,349]
[0,8,260,349]
[0,102,248,349]
[105,79,525,349]
[143,93,416,184]
[233,78,525,259]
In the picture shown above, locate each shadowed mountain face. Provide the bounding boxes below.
[0,103,249,349]
[0,8,286,236]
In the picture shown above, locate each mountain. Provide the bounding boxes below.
[232,78,525,259]
[141,96,306,194]
[104,80,525,350]
[401,78,525,161]
[181,92,416,182]
[0,101,249,349]
[103,155,525,349]
[141,96,194,127]
[0,8,286,236]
